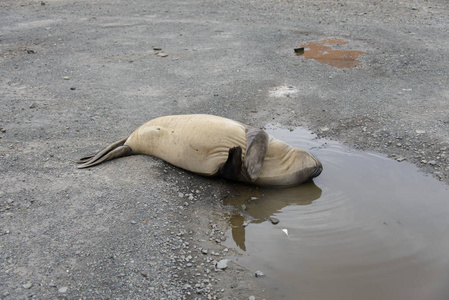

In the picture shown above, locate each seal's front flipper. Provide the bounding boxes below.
[245,128,269,181]
[77,137,133,169]
[219,146,243,181]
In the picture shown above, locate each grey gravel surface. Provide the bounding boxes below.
[1,0,448,299]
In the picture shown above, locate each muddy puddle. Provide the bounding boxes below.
[296,38,366,69]
[223,125,449,300]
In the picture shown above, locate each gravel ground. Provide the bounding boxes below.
[1,0,448,299]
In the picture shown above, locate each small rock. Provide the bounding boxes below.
[22,282,33,289]
[249,296,256,300]
[140,271,148,278]
[70,87,76,90]
[255,270,264,277]
[415,129,426,134]
[434,172,443,179]
[250,197,259,201]
[216,259,228,270]
[294,47,305,55]
[241,204,247,210]
[63,76,70,80]
[201,248,208,254]
[428,160,437,166]
[396,157,406,162]
[156,53,168,57]
[58,286,68,293]
[29,103,36,109]
[152,46,162,51]
[178,192,184,198]
[270,217,280,225]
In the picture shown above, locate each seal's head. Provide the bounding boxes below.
[254,145,323,187]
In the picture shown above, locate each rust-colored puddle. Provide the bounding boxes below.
[223,125,449,300]
[297,38,366,69]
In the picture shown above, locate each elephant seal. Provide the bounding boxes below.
[77,114,322,187]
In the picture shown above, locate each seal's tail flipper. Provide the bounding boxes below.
[77,137,133,169]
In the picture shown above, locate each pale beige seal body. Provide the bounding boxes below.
[77,114,322,187]
[127,114,247,176]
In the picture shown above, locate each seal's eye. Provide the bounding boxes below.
[156,127,161,131]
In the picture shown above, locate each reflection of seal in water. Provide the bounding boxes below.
[226,182,323,251]
[77,114,322,187]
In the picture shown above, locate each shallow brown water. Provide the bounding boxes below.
[223,126,449,300]
[298,38,366,69]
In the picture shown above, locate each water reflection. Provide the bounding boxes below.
[225,183,322,251]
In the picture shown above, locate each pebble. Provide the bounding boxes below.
[269,217,279,225]
[249,296,256,300]
[58,286,68,293]
[29,103,36,109]
[216,259,228,270]
[22,282,33,289]
[255,270,264,277]
[156,53,168,57]
[434,172,443,179]
[396,157,406,162]
[428,160,437,166]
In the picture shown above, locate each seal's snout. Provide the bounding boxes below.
[310,156,323,178]
[311,163,323,178]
